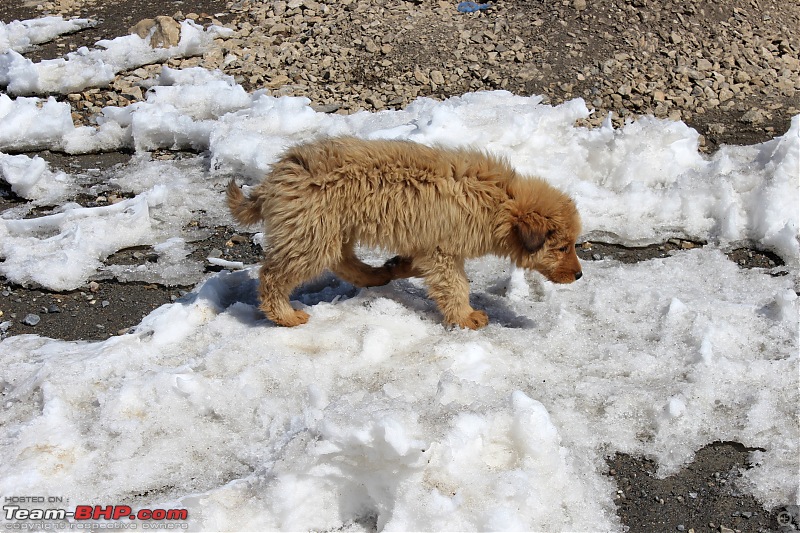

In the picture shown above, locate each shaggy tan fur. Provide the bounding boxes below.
[227,137,582,329]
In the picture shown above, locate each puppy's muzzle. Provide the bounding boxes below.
[575,271,583,280]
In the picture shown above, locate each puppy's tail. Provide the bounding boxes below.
[226,179,263,226]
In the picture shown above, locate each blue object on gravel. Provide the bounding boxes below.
[457,1,492,12]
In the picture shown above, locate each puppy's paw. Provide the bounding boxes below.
[456,310,489,330]
[275,309,310,327]
[384,255,420,279]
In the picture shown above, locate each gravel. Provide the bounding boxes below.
[21,313,41,326]
[2,0,797,150]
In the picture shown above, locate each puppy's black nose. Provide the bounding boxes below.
[575,271,583,280]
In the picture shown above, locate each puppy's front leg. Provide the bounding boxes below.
[416,250,489,330]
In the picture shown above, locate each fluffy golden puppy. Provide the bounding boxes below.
[227,137,582,329]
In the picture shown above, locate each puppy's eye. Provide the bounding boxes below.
[558,245,570,253]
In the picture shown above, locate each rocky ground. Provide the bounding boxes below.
[3,0,799,150]
[0,0,798,531]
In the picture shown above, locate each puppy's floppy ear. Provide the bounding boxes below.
[514,212,552,253]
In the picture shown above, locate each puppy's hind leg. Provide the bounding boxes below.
[258,257,318,327]
[382,255,423,280]
[415,250,489,330]
[332,243,419,287]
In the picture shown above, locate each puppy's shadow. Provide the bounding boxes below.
[290,272,360,306]
[471,291,536,329]
[211,269,535,329]
[292,275,439,321]
[220,272,361,326]
[292,272,536,330]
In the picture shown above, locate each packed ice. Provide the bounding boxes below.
[0,16,94,54]
[0,15,798,532]
[0,17,231,96]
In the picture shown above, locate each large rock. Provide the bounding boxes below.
[129,16,182,48]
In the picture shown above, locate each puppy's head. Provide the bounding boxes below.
[505,179,583,283]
